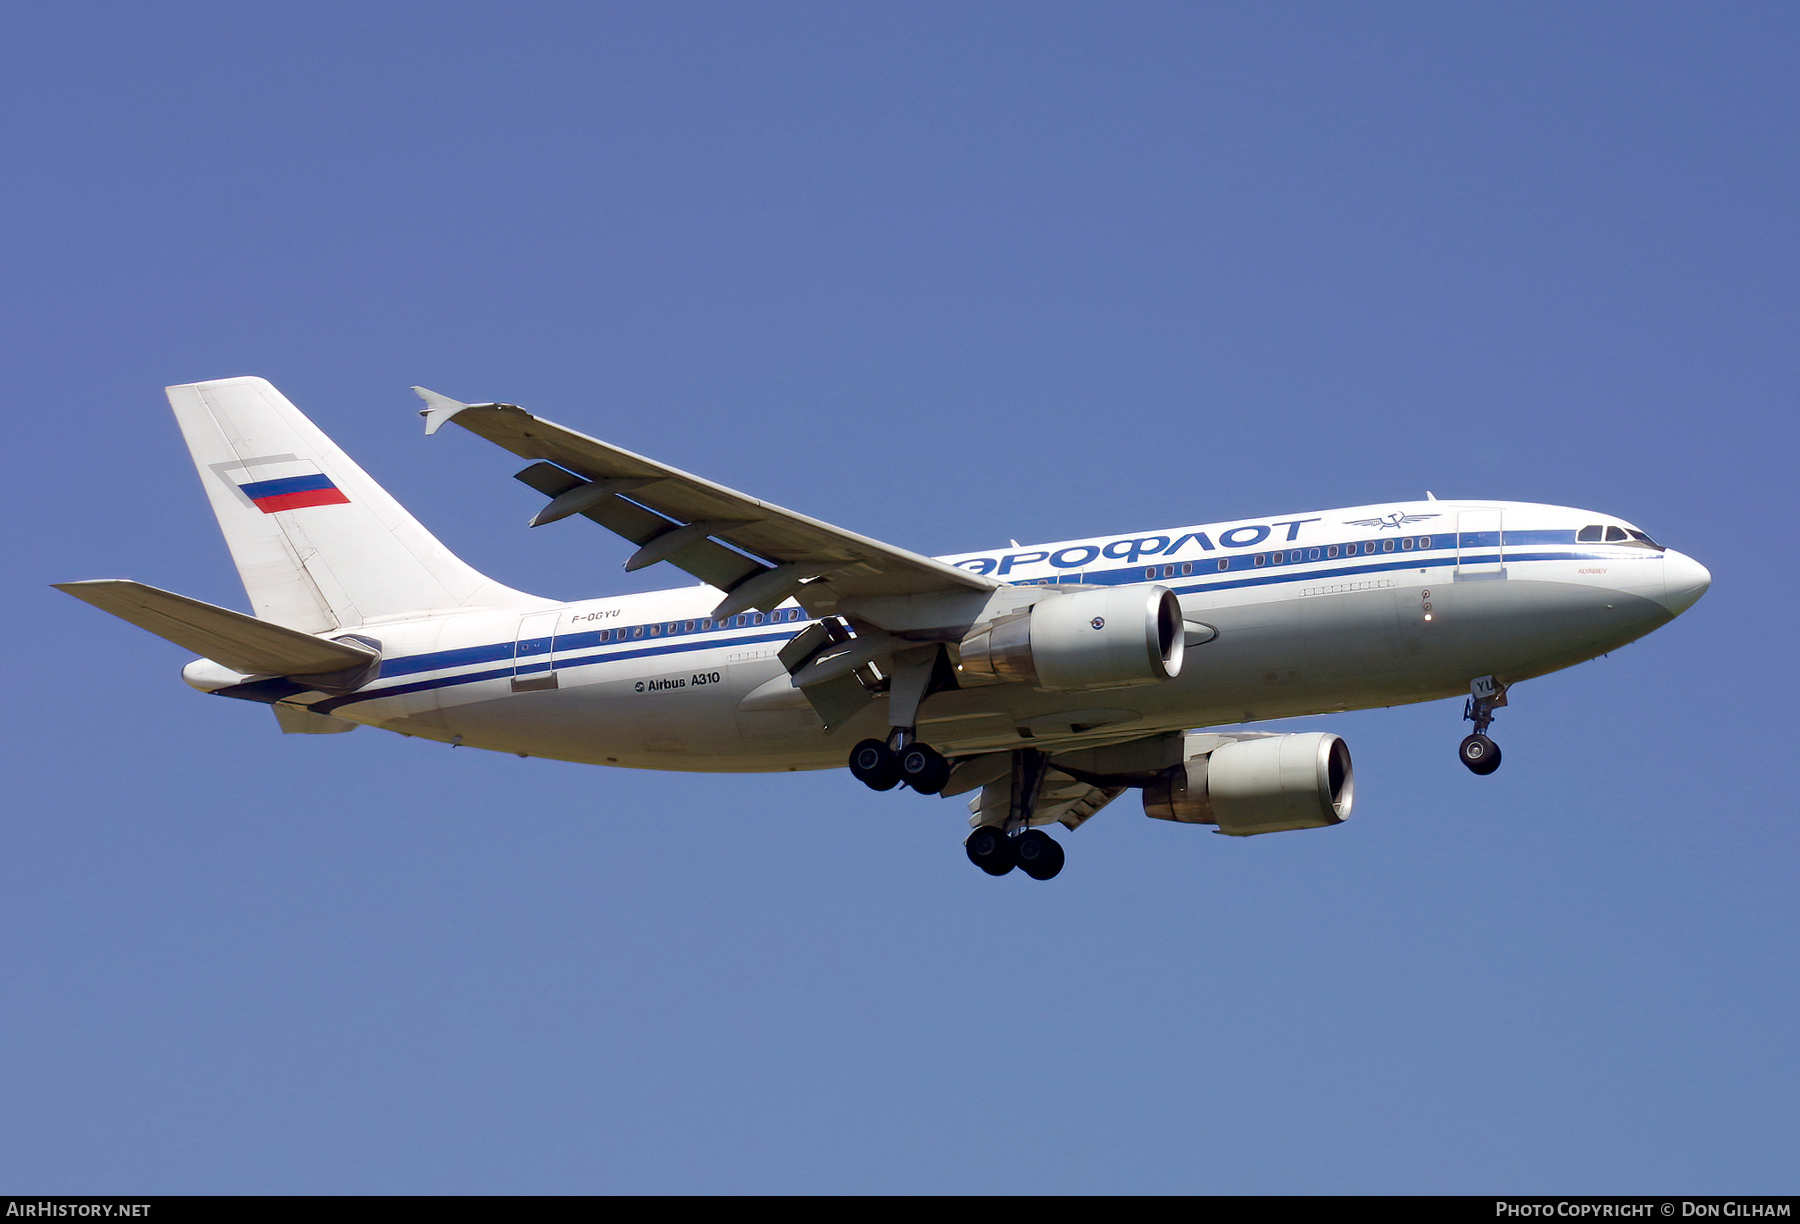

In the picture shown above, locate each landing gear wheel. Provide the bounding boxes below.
[1459,733,1502,775]
[849,738,901,791]
[1015,829,1065,881]
[965,826,1017,876]
[898,743,951,795]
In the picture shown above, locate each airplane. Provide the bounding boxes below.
[56,377,1712,881]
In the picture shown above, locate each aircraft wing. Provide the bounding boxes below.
[417,389,999,617]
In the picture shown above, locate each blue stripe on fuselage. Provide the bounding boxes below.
[315,629,800,712]
[316,545,1620,714]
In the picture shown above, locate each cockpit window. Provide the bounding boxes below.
[1580,522,1663,549]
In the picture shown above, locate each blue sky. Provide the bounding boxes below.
[3,3,1795,1193]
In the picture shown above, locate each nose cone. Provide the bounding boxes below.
[1661,550,1712,617]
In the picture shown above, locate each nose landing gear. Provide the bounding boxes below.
[1458,733,1501,774]
[1460,675,1508,775]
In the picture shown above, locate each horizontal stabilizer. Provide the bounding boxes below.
[273,704,358,734]
[53,579,378,677]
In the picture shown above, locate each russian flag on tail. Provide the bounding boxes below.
[233,460,350,513]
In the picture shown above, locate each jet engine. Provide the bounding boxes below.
[957,584,1185,692]
[1142,731,1353,836]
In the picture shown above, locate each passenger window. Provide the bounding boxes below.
[685,621,695,632]
[1578,525,1604,543]
[1254,554,1266,567]
[1419,537,1431,549]
[1383,539,1395,552]
[1217,559,1229,571]
[649,624,661,636]
[1327,546,1339,559]
[1309,548,1320,561]
[1402,538,1414,551]
[701,619,712,631]
[598,630,610,643]
[632,626,644,639]
[1181,562,1192,576]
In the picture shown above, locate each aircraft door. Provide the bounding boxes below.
[512,609,562,692]
[1456,510,1505,580]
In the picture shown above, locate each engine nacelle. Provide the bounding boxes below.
[1143,732,1353,836]
[957,584,1185,692]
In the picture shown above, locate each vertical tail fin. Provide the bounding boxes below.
[168,377,533,631]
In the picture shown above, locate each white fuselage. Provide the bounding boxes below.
[281,499,1706,771]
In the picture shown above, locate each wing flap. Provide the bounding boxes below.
[513,462,764,591]
[967,766,1127,832]
[54,579,377,677]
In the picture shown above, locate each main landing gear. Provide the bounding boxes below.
[845,646,1064,880]
[966,826,1065,881]
[848,735,951,795]
[1459,675,1508,776]
[846,643,956,794]
[852,737,1065,880]
[963,748,1065,881]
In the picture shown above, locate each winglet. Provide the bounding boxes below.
[413,386,477,436]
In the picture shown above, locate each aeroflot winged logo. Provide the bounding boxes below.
[1344,511,1440,531]
[213,456,350,513]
